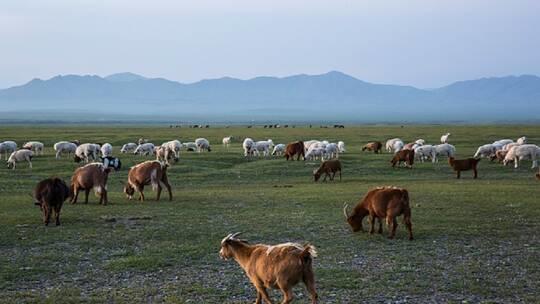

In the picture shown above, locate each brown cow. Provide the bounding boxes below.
[448,157,480,179]
[33,177,71,226]
[285,141,305,161]
[390,149,415,168]
[313,159,342,182]
[343,186,413,240]
[361,141,382,154]
[70,163,111,205]
[220,233,318,304]
[124,160,172,201]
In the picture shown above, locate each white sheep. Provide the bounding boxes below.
[182,142,198,152]
[162,140,182,158]
[7,149,33,170]
[385,138,403,153]
[503,144,540,169]
[431,143,456,163]
[516,136,527,145]
[222,136,233,147]
[473,144,497,159]
[503,142,520,151]
[243,138,255,157]
[195,138,211,152]
[23,141,44,155]
[0,141,17,159]
[100,143,113,157]
[272,144,286,156]
[305,147,325,161]
[415,139,426,146]
[253,139,274,157]
[440,133,451,144]
[134,143,155,156]
[121,143,138,153]
[304,140,321,153]
[414,145,434,162]
[337,141,346,153]
[75,143,100,163]
[53,141,77,159]
[324,143,339,159]
[493,139,513,146]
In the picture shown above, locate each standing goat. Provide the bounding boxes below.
[448,157,480,179]
[124,160,172,201]
[33,177,70,226]
[220,233,318,304]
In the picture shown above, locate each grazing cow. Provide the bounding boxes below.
[70,163,111,205]
[390,149,415,168]
[313,159,342,182]
[124,160,172,201]
[33,177,70,226]
[448,157,480,179]
[362,141,382,154]
[343,186,413,240]
[285,141,305,161]
[220,233,318,304]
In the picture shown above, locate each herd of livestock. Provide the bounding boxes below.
[2,131,539,303]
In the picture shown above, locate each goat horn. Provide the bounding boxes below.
[230,232,242,239]
[343,203,350,219]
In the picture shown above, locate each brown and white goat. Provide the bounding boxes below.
[448,157,480,179]
[285,141,305,161]
[313,159,341,182]
[220,233,318,304]
[343,186,413,240]
[390,149,415,168]
[362,141,382,154]
[124,160,172,201]
[33,177,71,226]
[70,163,111,205]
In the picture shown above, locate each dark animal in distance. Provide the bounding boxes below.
[448,157,480,179]
[33,177,71,226]
[220,233,318,304]
[343,186,413,240]
[313,159,342,182]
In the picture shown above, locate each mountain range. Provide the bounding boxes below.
[0,71,538,122]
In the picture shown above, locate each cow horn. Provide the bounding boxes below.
[343,203,350,219]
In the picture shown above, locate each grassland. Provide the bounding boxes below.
[0,124,539,303]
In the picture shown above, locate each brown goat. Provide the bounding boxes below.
[33,177,71,226]
[220,233,318,304]
[491,150,508,163]
[391,149,415,168]
[448,157,480,179]
[285,141,305,161]
[361,141,382,154]
[343,186,413,240]
[124,160,172,201]
[313,159,341,182]
[402,142,415,150]
[70,163,111,205]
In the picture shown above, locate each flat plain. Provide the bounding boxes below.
[0,125,538,303]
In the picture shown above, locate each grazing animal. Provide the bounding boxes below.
[195,138,211,152]
[305,147,325,161]
[324,143,339,159]
[503,144,540,169]
[448,157,480,179]
[491,149,508,163]
[337,141,346,153]
[432,144,456,163]
[303,140,322,153]
[161,140,182,158]
[385,138,404,154]
[414,145,434,162]
[33,177,70,226]
[70,163,111,205]
[0,141,17,159]
[74,143,100,163]
[243,138,256,157]
[474,144,497,159]
[253,139,274,157]
[23,141,44,155]
[120,143,138,153]
[343,186,413,240]
[134,143,155,156]
[494,139,513,146]
[219,233,318,304]
[313,159,341,182]
[100,143,113,157]
[440,132,451,143]
[362,141,382,154]
[285,141,305,161]
[124,160,172,201]
[272,144,286,156]
[182,142,198,152]
[391,149,415,168]
[100,156,122,171]
[53,141,77,159]
[7,149,33,169]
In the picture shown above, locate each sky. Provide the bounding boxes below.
[1,0,539,89]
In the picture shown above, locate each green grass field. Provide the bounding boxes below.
[0,125,538,303]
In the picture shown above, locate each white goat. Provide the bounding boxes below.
[134,143,155,156]
[431,143,456,163]
[516,136,527,145]
[121,143,138,153]
[182,142,198,152]
[222,136,233,147]
[195,138,211,152]
[493,139,513,146]
[414,145,434,162]
[7,149,33,169]
[504,144,540,169]
[0,141,17,159]
[23,141,44,155]
[243,138,255,157]
[100,143,113,157]
[253,139,274,157]
[54,141,77,159]
[386,138,404,154]
[473,144,497,159]
[75,143,100,163]
[337,141,346,153]
[162,140,182,158]
[440,133,451,144]
[305,147,325,161]
[272,144,286,156]
[324,143,339,159]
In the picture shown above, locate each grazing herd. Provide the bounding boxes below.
[2,129,537,303]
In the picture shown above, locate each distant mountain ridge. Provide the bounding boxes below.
[0,71,538,122]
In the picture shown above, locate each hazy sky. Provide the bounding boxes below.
[1,0,539,89]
